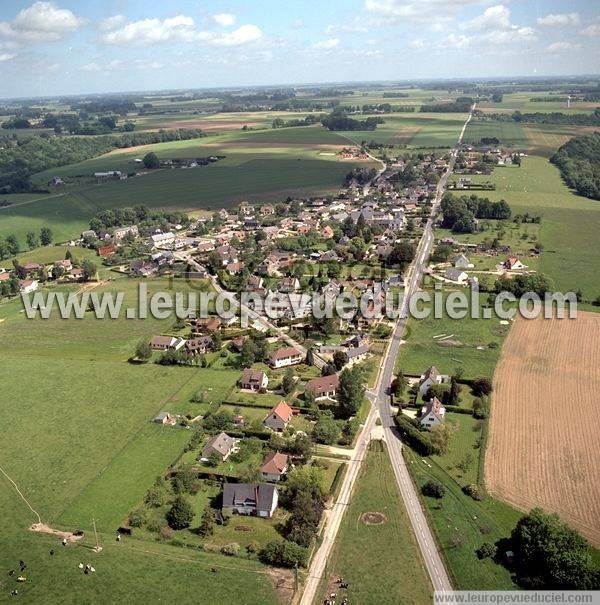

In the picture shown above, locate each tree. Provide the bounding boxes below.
[197,506,216,537]
[135,340,152,361]
[281,369,295,395]
[143,152,160,169]
[421,480,445,499]
[6,235,19,256]
[26,231,39,250]
[206,451,222,468]
[472,377,493,397]
[391,371,408,398]
[312,412,341,445]
[429,422,453,455]
[511,508,600,589]
[443,376,460,406]
[332,350,348,371]
[306,347,315,366]
[388,242,415,267]
[259,540,308,568]
[476,542,496,560]
[81,258,97,280]
[338,367,364,418]
[166,495,195,530]
[40,227,53,246]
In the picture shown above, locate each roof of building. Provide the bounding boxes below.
[306,374,340,395]
[202,432,236,457]
[269,401,293,423]
[222,483,277,512]
[241,368,267,384]
[268,347,303,361]
[421,397,446,422]
[260,452,289,476]
[421,365,439,384]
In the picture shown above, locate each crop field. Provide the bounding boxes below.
[319,442,432,605]
[476,92,597,114]
[468,156,600,299]
[486,312,600,547]
[339,112,468,148]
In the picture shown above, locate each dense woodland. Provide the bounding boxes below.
[551,132,600,200]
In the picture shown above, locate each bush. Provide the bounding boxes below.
[128,508,146,528]
[221,542,240,556]
[472,396,490,419]
[259,539,309,568]
[160,526,175,540]
[476,542,496,559]
[462,484,482,501]
[472,377,493,396]
[422,480,445,499]
[166,495,195,530]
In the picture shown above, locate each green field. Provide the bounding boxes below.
[464,120,529,148]
[0,276,283,601]
[319,442,432,605]
[468,156,600,299]
[396,289,507,379]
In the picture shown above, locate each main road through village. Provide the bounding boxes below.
[300,106,475,604]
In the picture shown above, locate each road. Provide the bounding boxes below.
[300,106,474,603]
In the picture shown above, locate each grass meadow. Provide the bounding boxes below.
[318,442,432,605]
[468,156,600,299]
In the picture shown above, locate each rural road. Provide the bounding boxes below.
[300,106,475,603]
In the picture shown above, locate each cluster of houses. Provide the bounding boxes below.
[0,257,87,294]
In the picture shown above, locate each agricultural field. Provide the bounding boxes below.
[486,313,600,548]
[468,156,600,299]
[319,442,432,605]
[476,92,598,115]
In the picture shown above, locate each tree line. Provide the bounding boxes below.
[550,132,600,200]
[440,193,512,233]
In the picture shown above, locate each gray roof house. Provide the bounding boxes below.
[222,483,279,518]
[201,432,236,461]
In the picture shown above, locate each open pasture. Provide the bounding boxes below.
[486,312,600,547]
[468,156,600,298]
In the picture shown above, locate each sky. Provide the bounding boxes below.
[0,0,599,98]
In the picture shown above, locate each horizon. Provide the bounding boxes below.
[0,1,599,98]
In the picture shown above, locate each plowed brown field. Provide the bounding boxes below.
[486,312,600,546]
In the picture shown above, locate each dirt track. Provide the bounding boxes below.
[486,312,600,546]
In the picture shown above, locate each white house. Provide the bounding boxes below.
[444,268,469,284]
[420,397,446,429]
[266,347,304,369]
[19,279,38,294]
[453,254,474,270]
[418,365,444,396]
[504,256,527,270]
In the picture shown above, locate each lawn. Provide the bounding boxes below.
[404,447,521,590]
[467,156,600,300]
[464,119,529,148]
[318,441,432,605]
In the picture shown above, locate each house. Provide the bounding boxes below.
[420,397,446,428]
[260,452,289,482]
[246,274,264,291]
[98,244,116,257]
[418,365,443,395]
[55,259,72,271]
[201,432,236,461]
[321,225,334,239]
[69,267,84,280]
[19,279,38,294]
[192,317,222,334]
[0,271,10,282]
[150,335,177,350]
[113,225,139,242]
[504,256,527,270]
[266,347,304,369]
[185,336,213,355]
[81,229,97,240]
[305,374,339,401]
[277,277,300,293]
[239,369,269,392]
[263,401,294,431]
[222,483,279,518]
[444,268,468,284]
[346,346,369,366]
[23,262,42,275]
[344,332,370,349]
[150,232,176,248]
[453,254,474,270]
[154,412,177,426]
[230,336,247,352]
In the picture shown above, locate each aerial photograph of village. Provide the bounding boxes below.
[0,1,599,603]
